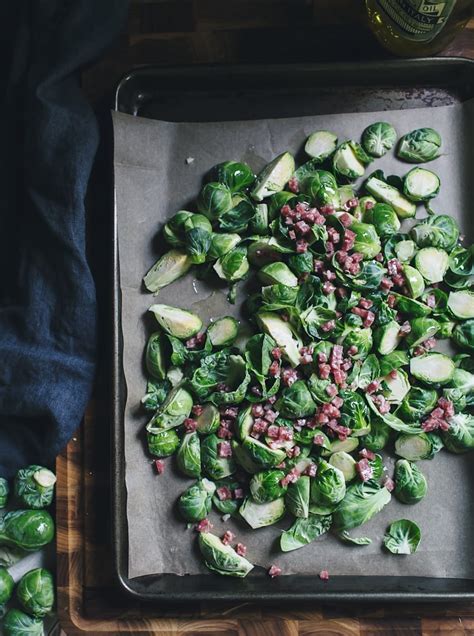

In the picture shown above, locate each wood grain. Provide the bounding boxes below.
[58,0,474,633]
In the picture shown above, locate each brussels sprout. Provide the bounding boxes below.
[365,176,416,219]
[339,390,371,437]
[321,437,359,456]
[305,130,338,161]
[448,290,474,320]
[415,247,449,284]
[147,429,180,457]
[343,328,373,361]
[207,316,239,348]
[143,249,192,294]
[394,433,434,461]
[214,245,249,283]
[374,321,402,355]
[383,369,411,404]
[251,152,295,201]
[332,481,391,533]
[442,413,474,453]
[149,304,202,339]
[383,519,421,555]
[0,566,14,609]
[403,167,440,202]
[217,193,255,233]
[448,368,474,400]
[147,386,193,431]
[361,122,396,158]
[280,513,332,552]
[310,460,346,514]
[395,239,416,263]
[396,386,438,422]
[286,476,310,518]
[257,312,303,367]
[178,478,216,522]
[242,437,286,469]
[239,496,286,528]
[194,404,219,436]
[3,609,44,636]
[262,284,299,309]
[333,141,372,180]
[190,351,250,405]
[250,470,287,504]
[212,161,255,192]
[197,182,233,220]
[167,366,184,386]
[405,317,439,348]
[393,293,432,317]
[177,432,201,478]
[403,265,425,299]
[277,381,316,419]
[14,466,56,510]
[141,378,173,411]
[201,435,236,480]
[231,440,260,474]
[247,237,293,267]
[350,221,382,260]
[250,203,269,234]
[397,127,441,163]
[208,233,241,260]
[366,203,401,237]
[198,531,254,577]
[0,478,9,509]
[394,460,427,504]
[453,320,474,352]
[163,210,194,246]
[0,510,54,551]
[16,568,54,618]
[379,350,409,377]
[361,418,390,452]
[329,451,356,482]
[300,170,340,208]
[145,331,167,380]
[258,263,298,288]
[410,353,455,386]
[184,216,213,264]
[411,215,459,252]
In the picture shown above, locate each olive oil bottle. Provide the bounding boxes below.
[366,0,472,56]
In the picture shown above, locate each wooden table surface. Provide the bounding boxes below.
[57,2,474,634]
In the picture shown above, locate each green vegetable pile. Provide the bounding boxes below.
[141,123,474,577]
[0,466,56,633]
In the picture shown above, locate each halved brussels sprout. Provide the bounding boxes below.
[250,470,287,503]
[392,293,432,317]
[405,317,439,348]
[178,479,216,522]
[361,122,396,158]
[374,321,401,355]
[177,432,201,478]
[149,304,202,339]
[409,353,455,386]
[147,429,180,457]
[242,437,286,469]
[394,433,433,461]
[329,451,356,481]
[208,233,241,260]
[214,245,249,282]
[305,130,338,161]
[195,404,220,435]
[143,250,192,294]
[251,203,269,234]
[239,497,286,528]
[394,459,427,504]
[197,182,233,220]
[403,167,440,201]
[365,176,416,219]
[397,127,441,163]
[257,312,303,367]
[251,152,295,201]
[351,221,382,259]
[366,203,401,237]
[415,247,449,284]
[198,532,254,577]
[207,316,239,347]
[448,290,474,320]
[258,263,298,287]
[201,434,236,480]
[395,240,416,263]
[333,141,371,180]
[321,437,359,456]
[403,265,425,299]
[383,368,410,404]
[247,237,293,267]
[146,386,193,431]
[145,332,167,380]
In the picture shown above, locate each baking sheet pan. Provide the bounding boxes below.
[112,59,474,602]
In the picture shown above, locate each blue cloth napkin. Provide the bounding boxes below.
[0,0,128,475]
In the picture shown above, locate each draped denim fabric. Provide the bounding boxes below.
[0,1,128,475]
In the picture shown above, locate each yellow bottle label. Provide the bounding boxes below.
[376,0,457,41]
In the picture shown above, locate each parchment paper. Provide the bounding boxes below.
[113,99,474,580]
